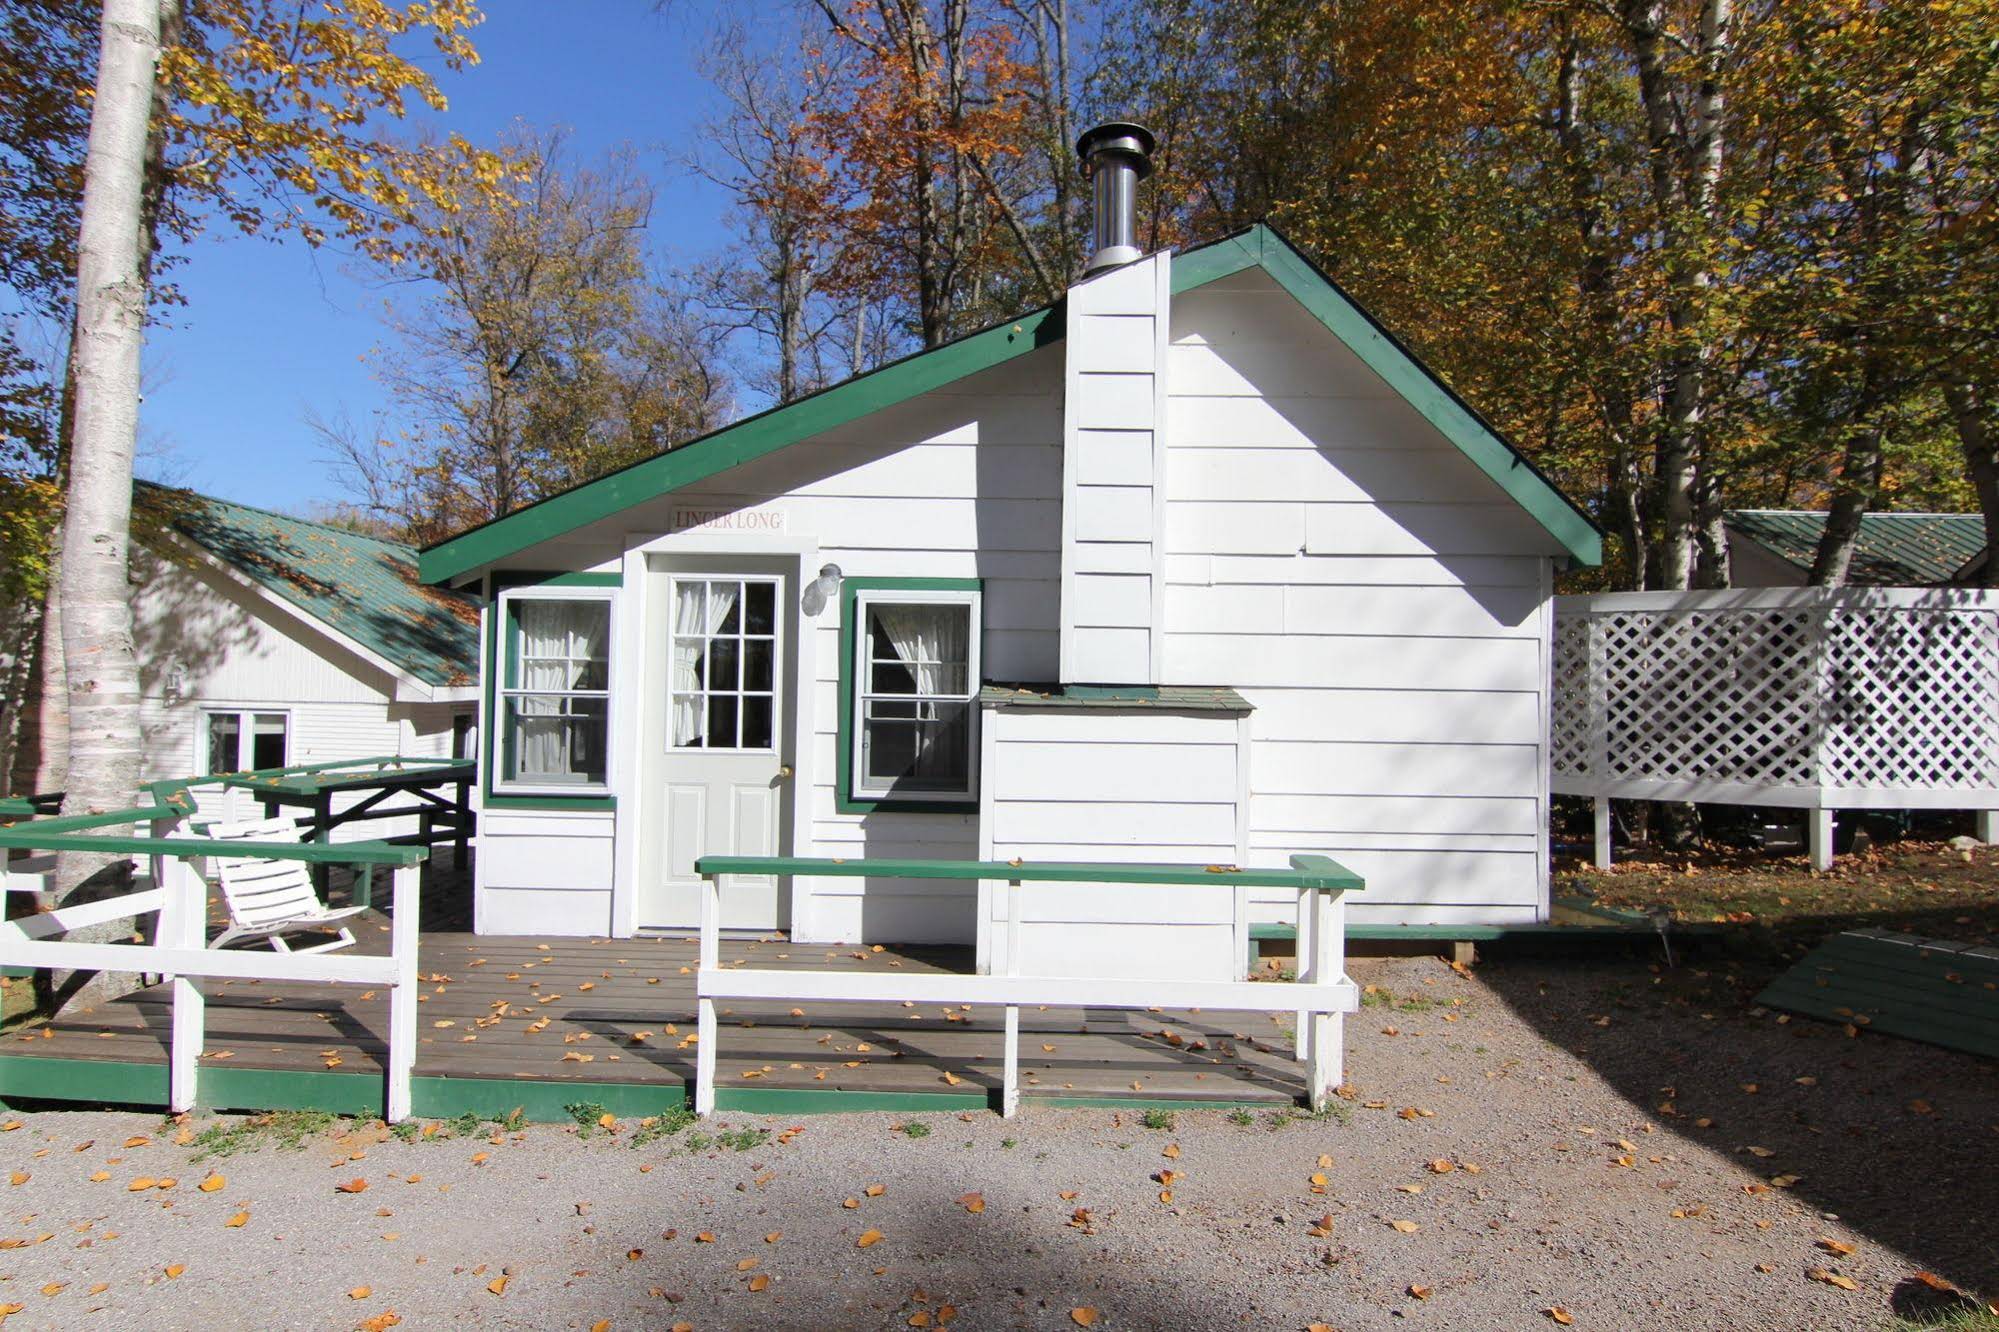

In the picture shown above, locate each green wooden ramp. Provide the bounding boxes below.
[1756,929,1999,1060]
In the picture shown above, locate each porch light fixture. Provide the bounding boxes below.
[800,563,844,616]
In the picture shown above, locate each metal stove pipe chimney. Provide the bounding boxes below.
[1076,121,1155,275]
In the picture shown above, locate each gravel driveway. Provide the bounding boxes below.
[0,951,1991,1331]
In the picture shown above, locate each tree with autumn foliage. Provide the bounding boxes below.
[327,127,731,545]
[801,0,1058,348]
[29,0,508,1012]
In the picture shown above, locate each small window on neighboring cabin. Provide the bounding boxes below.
[497,593,612,791]
[451,712,477,762]
[204,710,288,774]
[849,588,981,803]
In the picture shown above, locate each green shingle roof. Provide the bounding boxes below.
[1726,510,1989,586]
[140,484,480,688]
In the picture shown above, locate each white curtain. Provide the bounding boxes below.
[671,581,739,746]
[517,601,606,776]
[875,603,967,777]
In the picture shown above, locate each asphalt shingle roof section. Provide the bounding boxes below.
[1726,510,1989,586]
[140,484,481,687]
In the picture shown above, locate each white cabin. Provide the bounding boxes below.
[131,487,480,827]
[417,223,1602,973]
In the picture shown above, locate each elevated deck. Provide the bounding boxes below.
[0,919,1308,1120]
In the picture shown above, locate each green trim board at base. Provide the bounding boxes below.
[0,1056,685,1122]
[713,1087,988,1116]
[835,577,984,815]
[698,853,1362,893]
[0,1057,1303,1119]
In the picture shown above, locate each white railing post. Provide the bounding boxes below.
[1593,796,1613,871]
[1808,809,1835,873]
[163,853,205,1114]
[1001,878,1022,1118]
[1305,887,1345,1109]
[695,868,719,1116]
[1292,885,1310,1062]
[385,861,420,1122]
[1979,809,1997,845]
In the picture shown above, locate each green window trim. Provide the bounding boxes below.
[480,572,622,811]
[836,577,983,814]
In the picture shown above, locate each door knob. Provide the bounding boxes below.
[777,765,794,779]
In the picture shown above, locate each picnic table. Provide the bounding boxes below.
[216,756,474,898]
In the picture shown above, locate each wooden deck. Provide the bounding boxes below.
[0,876,1308,1118]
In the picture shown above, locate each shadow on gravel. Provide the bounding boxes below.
[1473,948,1999,1298]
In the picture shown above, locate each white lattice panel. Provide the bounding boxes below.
[1550,588,1999,808]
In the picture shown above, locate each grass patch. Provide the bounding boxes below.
[564,1102,611,1139]
[1889,1310,1999,1332]
[1226,1108,1254,1127]
[714,1126,769,1152]
[1300,1099,1353,1127]
[1562,838,1999,948]
[898,1121,932,1139]
[1139,1108,1177,1131]
[629,1107,697,1149]
[188,1110,337,1161]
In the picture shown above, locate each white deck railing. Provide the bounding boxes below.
[1551,587,1999,867]
[0,797,424,1120]
[693,855,1363,1117]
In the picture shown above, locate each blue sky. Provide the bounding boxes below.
[140,0,744,515]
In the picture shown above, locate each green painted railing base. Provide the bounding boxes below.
[0,1056,1310,1120]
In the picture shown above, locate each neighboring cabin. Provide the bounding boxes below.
[132,486,480,827]
[1726,510,1990,587]
[416,213,1603,972]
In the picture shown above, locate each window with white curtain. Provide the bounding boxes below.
[851,588,981,801]
[497,592,612,790]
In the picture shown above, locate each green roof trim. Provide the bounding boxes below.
[1725,510,1988,586]
[415,221,1600,582]
[1173,225,1601,567]
[417,306,1066,584]
[978,683,1252,712]
[143,484,479,688]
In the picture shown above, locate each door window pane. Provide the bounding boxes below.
[668,576,779,752]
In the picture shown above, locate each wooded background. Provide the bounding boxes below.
[3,0,1997,799]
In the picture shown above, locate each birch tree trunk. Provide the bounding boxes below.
[50,0,165,1014]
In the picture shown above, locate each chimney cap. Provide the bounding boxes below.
[1076,122,1156,178]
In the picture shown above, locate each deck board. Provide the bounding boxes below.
[0,912,1305,1106]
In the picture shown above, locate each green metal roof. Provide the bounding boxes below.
[417,222,1601,584]
[1726,510,1989,586]
[979,683,1252,711]
[141,484,480,688]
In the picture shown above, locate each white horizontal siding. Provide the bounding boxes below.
[1165,270,1555,925]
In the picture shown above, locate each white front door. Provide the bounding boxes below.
[642,570,791,930]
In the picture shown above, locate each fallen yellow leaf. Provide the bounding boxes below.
[225,1211,249,1228]
[198,1173,225,1192]
[336,1178,369,1194]
[747,1274,770,1292]
[1071,1308,1100,1327]
[487,1276,509,1296]
[957,1191,985,1214]
[1546,1308,1575,1326]
[857,1228,884,1248]
[1390,1219,1420,1234]
[164,1264,185,1279]
[348,1286,373,1300]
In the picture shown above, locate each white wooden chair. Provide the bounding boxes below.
[189,815,365,954]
